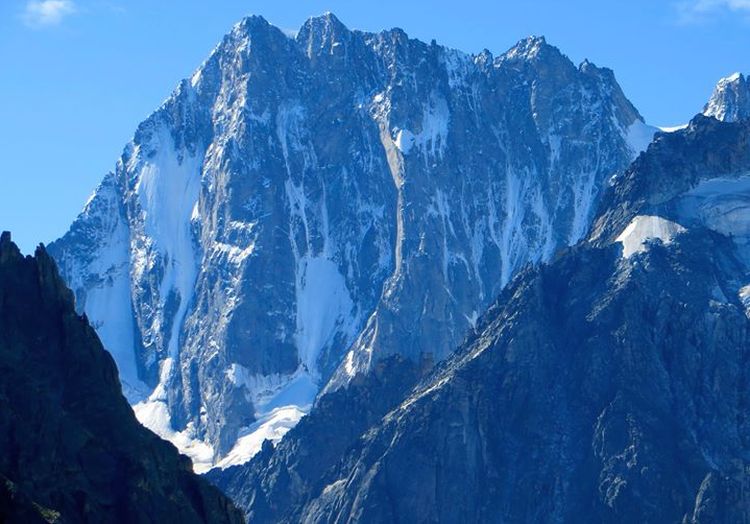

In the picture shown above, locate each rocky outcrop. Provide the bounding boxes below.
[48,13,650,466]
[0,232,243,524]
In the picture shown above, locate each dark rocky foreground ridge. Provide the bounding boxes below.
[210,115,750,522]
[0,232,243,523]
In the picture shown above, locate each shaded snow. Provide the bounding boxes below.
[133,129,202,359]
[85,263,147,401]
[625,120,658,158]
[394,129,416,154]
[295,256,355,374]
[218,365,318,469]
[675,174,750,262]
[134,358,215,473]
[616,215,686,258]
[214,406,308,469]
[676,175,750,236]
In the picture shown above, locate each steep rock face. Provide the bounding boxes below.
[207,356,421,523]
[299,233,750,523]
[214,111,750,522]
[49,13,650,466]
[0,232,243,524]
[704,72,750,123]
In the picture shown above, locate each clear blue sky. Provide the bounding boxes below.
[2,0,749,254]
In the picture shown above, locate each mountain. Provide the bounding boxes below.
[0,232,243,524]
[211,112,750,522]
[48,13,653,469]
[704,72,750,122]
[49,14,654,469]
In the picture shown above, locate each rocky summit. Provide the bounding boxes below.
[48,12,653,469]
[211,98,750,523]
[704,72,750,123]
[0,232,243,524]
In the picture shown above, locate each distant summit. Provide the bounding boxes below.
[704,72,750,122]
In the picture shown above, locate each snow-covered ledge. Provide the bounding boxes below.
[615,215,686,258]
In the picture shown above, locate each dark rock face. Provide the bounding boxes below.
[48,12,649,463]
[0,232,243,524]
[207,356,421,523]
[298,232,750,523]
[213,115,750,522]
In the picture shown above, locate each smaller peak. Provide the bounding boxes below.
[227,14,282,45]
[302,11,348,31]
[321,11,339,21]
[704,71,750,123]
[235,14,271,32]
[579,58,594,71]
[723,72,744,83]
[579,59,616,81]
[475,48,494,68]
[523,35,546,45]
[297,11,351,58]
[0,231,22,263]
[502,35,557,62]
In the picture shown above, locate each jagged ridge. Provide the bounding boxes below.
[0,232,243,523]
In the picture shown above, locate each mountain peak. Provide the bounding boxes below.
[704,72,750,122]
[299,11,348,37]
[234,14,272,34]
[0,231,11,249]
[0,231,21,262]
[296,11,351,57]
[502,35,551,61]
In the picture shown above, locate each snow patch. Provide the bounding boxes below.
[134,358,215,473]
[217,365,318,468]
[394,129,415,154]
[392,93,450,158]
[616,215,686,258]
[133,128,203,359]
[295,256,355,374]
[658,124,688,133]
[739,285,750,314]
[60,174,147,403]
[625,120,658,158]
[214,406,307,469]
[676,175,750,236]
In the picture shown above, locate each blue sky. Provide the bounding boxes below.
[1,0,749,254]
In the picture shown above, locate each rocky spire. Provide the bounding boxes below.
[704,72,750,122]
